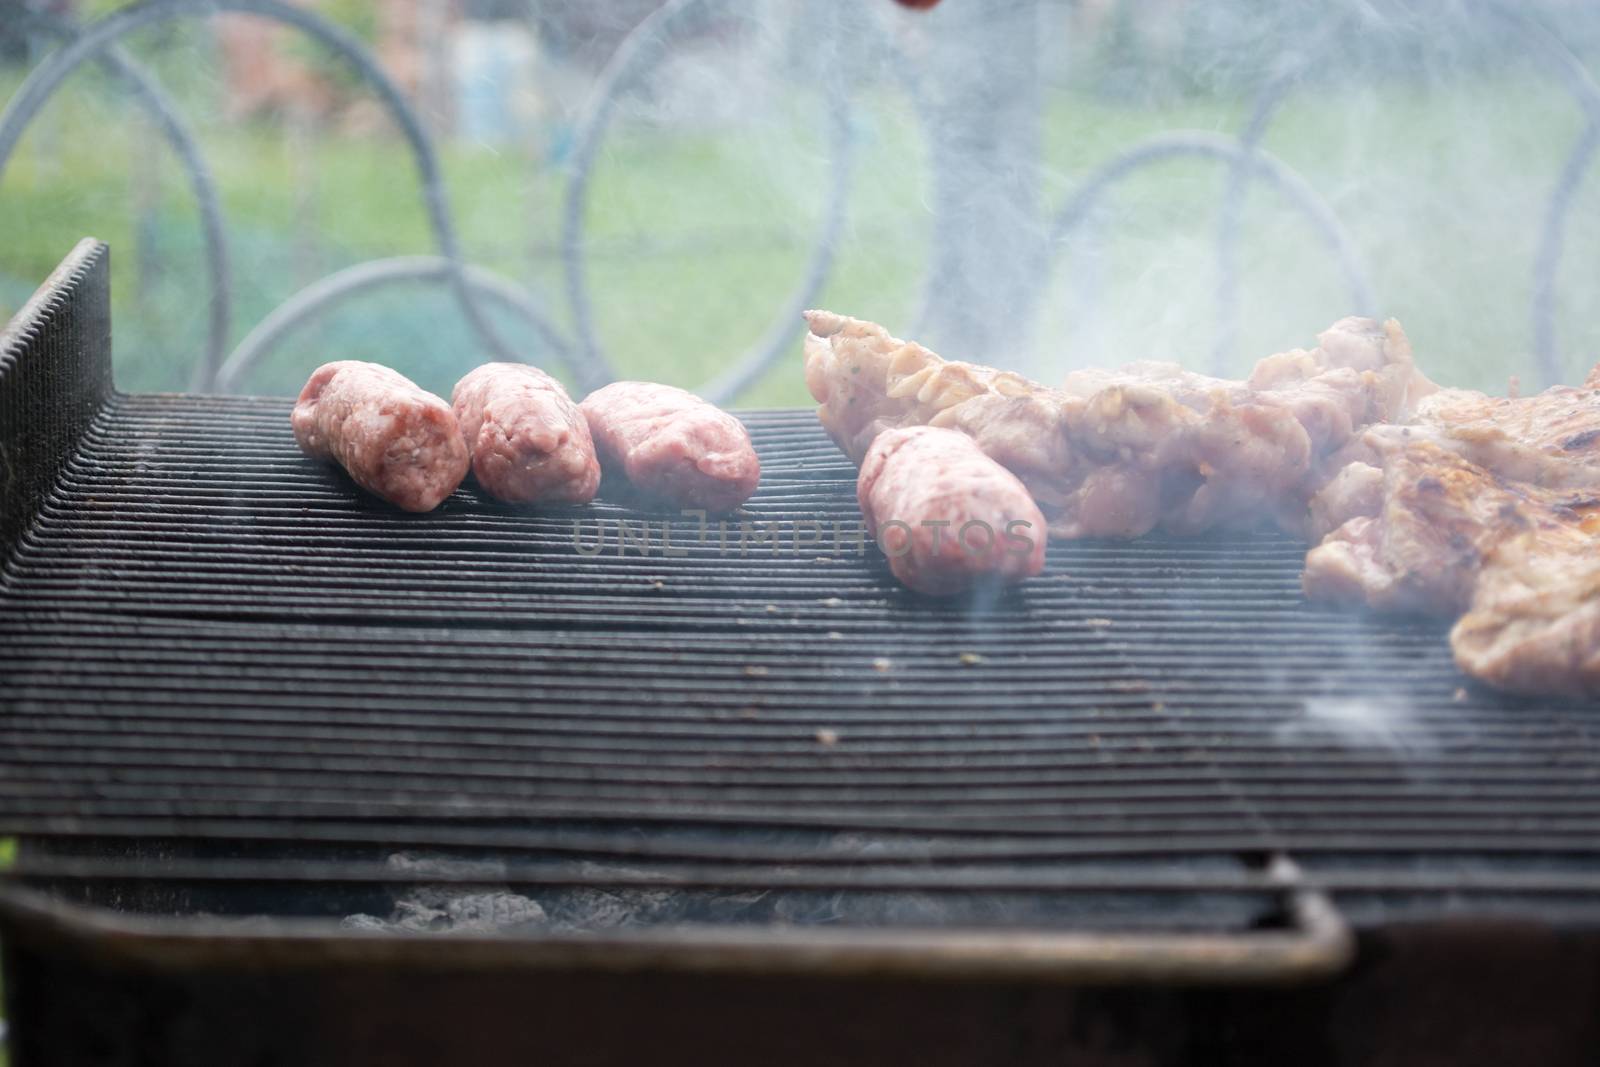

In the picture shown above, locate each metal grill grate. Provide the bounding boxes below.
[2,243,1600,951]
[4,393,1600,916]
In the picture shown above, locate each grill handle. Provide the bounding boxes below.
[0,238,114,565]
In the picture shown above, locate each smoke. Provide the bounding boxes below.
[576,0,1600,396]
[7,0,1600,397]
[1025,0,1600,388]
[1276,697,1440,762]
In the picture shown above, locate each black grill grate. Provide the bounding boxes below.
[4,392,1600,920]
[2,243,1600,941]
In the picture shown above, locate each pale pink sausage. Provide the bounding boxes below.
[858,426,1047,596]
[452,363,600,505]
[291,361,468,512]
[579,382,760,512]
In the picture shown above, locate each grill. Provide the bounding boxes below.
[3,241,1600,1065]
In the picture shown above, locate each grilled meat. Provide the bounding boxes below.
[291,361,468,513]
[857,426,1046,596]
[803,310,1430,539]
[452,363,600,505]
[1304,442,1563,615]
[580,382,760,512]
[1363,380,1600,489]
[1304,439,1600,694]
[1306,373,1600,538]
[1452,531,1600,697]
[1304,460,1385,544]
[805,311,1600,696]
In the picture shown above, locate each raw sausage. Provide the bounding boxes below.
[452,363,600,504]
[579,382,760,511]
[857,426,1046,595]
[291,361,468,512]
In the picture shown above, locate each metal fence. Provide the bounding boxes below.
[2,0,1598,398]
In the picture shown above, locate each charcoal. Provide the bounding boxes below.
[390,898,450,932]
[444,892,548,931]
[769,890,950,927]
[343,891,549,934]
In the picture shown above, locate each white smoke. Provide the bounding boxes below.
[1276,697,1439,761]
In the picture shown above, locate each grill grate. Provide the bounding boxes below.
[2,243,1599,940]
[5,393,1600,919]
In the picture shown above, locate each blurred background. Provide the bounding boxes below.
[5,0,1600,405]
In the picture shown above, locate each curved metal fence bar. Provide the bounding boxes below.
[5,11,233,394]
[1516,19,1600,387]
[214,256,574,392]
[560,0,710,393]
[7,3,1600,400]
[697,84,854,405]
[1534,121,1600,388]
[1212,68,1298,373]
[561,0,854,400]
[0,0,526,389]
[869,37,948,346]
[1049,131,1376,361]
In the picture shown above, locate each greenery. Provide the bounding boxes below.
[3,34,1600,404]
[282,0,381,96]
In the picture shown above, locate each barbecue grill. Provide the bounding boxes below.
[4,240,1600,1064]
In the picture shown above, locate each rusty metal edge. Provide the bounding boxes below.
[0,237,106,359]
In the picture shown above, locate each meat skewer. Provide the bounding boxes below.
[579,382,760,512]
[291,361,468,513]
[452,363,600,505]
[857,426,1047,596]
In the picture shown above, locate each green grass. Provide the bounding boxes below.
[4,64,1600,405]
[1034,75,1600,387]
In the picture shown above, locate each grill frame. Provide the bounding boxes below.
[5,240,1600,1057]
[2,887,1597,1067]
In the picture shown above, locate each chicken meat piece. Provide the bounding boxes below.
[806,311,1600,696]
[1303,439,1600,694]
[452,363,600,505]
[802,310,1067,467]
[1305,368,1600,537]
[1304,461,1385,543]
[291,361,468,512]
[1301,442,1587,615]
[580,382,760,512]
[1361,379,1600,490]
[1302,362,1600,697]
[1451,532,1600,698]
[803,310,1430,540]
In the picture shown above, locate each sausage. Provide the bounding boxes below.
[452,363,600,505]
[291,361,468,512]
[857,426,1047,595]
[579,382,760,512]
